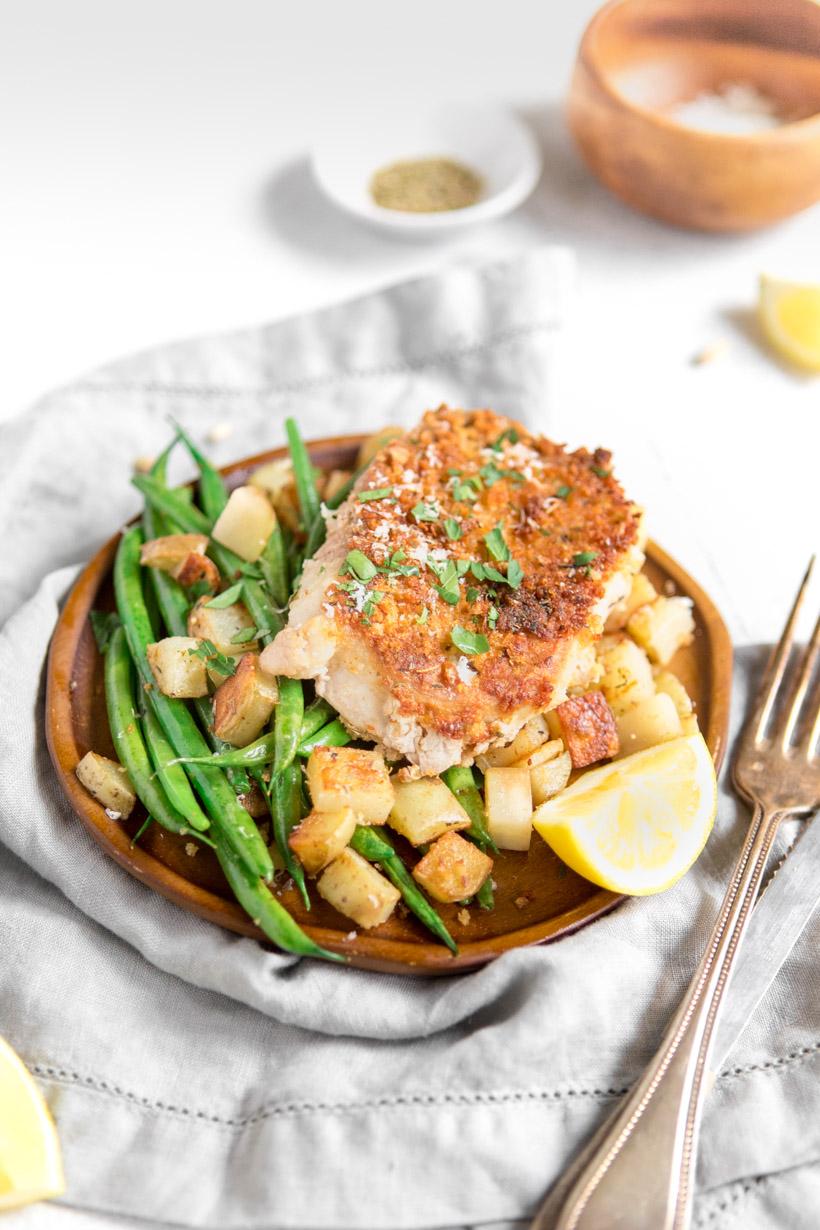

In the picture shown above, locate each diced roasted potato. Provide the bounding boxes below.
[77,753,132,814]
[530,749,572,806]
[139,534,209,575]
[212,486,276,563]
[484,766,533,851]
[317,848,400,928]
[323,469,353,503]
[76,751,137,818]
[388,776,471,846]
[174,552,221,593]
[514,737,565,771]
[412,830,493,903]
[212,654,279,746]
[289,806,358,876]
[306,747,394,823]
[552,691,619,768]
[146,636,209,698]
[653,668,694,720]
[605,571,658,631]
[628,596,695,665]
[187,598,257,656]
[248,458,302,534]
[356,426,404,469]
[615,692,683,756]
[596,634,655,716]
[477,714,552,769]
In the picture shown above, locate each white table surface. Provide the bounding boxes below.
[2,0,818,643]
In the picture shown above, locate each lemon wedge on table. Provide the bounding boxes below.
[532,734,717,896]
[0,1037,64,1211]
[759,275,820,373]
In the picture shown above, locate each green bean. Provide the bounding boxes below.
[302,467,362,561]
[131,816,153,846]
[114,527,272,881]
[172,731,277,770]
[297,718,350,757]
[441,765,497,853]
[171,420,228,520]
[475,876,495,911]
[284,417,321,529]
[273,676,304,774]
[133,475,250,581]
[270,762,309,909]
[216,836,342,962]
[141,489,253,799]
[299,697,336,742]
[142,704,210,832]
[242,577,283,645]
[104,625,191,838]
[351,826,457,955]
[259,522,289,608]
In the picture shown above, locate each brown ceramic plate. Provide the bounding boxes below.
[46,434,732,975]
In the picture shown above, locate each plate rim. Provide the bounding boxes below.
[45,433,733,975]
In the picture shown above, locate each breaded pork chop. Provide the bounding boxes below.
[261,408,644,774]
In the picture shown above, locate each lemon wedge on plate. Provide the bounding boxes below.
[759,275,820,373]
[532,733,717,896]
[0,1037,64,1211]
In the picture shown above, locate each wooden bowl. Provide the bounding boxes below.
[567,0,820,231]
[45,434,733,976]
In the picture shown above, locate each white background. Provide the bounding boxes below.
[2,0,818,642]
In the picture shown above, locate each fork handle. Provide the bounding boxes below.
[531,801,784,1230]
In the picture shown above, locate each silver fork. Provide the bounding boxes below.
[531,559,820,1230]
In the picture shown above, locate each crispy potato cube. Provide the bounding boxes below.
[605,571,658,631]
[412,830,493,903]
[356,426,404,469]
[530,749,572,806]
[174,552,221,592]
[317,848,400,928]
[249,458,302,533]
[212,486,276,563]
[306,747,394,823]
[485,765,533,851]
[323,469,353,502]
[76,751,136,818]
[616,692,682,756]
[212,654,279,746]
[187,598,257,656]
[289,806,358,876]
[140,534,209,574]
[553,691,619,768]
[146,636,209,698]
[514,737,565,771]
[653,669,694,719]
[388,776,471,846]
[596,634,655,716]
[477,714,552,769]
[628,596,695,665]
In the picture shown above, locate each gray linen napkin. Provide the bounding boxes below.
[1,250,817,1230]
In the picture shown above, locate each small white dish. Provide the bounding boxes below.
[311,103,542,235]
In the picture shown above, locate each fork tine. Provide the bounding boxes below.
[751,556,815,743]
[780,611,820,749]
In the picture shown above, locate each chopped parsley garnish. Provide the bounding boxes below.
[362,590,385,622]
[451,625,490,656]
[592,466,611,479]
[452,476,482,503]
[187,639,238,677]
[342,550,378,581]
[206,581,244,609]
[444,517,462,541]
[572,550,599,567]
[358,486,393,503]
[466,586,479,604]
[484,524,511,562]
[427,559,461,605]
[473,560,523,590]
[555,484,572,500]
[490,427,519,452]
[447,467,462,477]
[417,606,429,625]
[506,560,524,588]
[230,626,258,645]
[89,610,120,654]
[488,605,499,630]
[380,548,419,577]
[480,460,525,487]
[411,501,438,523]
